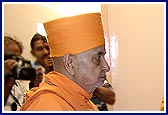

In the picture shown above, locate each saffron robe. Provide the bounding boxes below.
[20,72,98,111]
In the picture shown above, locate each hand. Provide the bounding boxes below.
[33,66,44,87]
[4,59,17,75]
[44,57,53,74]
[93,86,115,105]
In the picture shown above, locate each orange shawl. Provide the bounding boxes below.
[20,72,98,111]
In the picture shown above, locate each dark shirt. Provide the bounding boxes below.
[91,94,108,111]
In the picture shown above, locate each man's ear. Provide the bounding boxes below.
[63,54,75,76]
[31,50,35,57]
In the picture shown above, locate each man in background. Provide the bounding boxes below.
[29,33,53,88]
[4,36,29,111]
[30,33,53,74]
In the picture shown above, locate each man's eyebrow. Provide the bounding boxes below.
[97,51,106,55]
[35,46,43,49]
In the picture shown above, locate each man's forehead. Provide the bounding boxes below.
[79,45,105,56]
[92,45,105,53]
[34,40,48,46]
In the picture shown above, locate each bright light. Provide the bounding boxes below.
[36,23,47,36]
[41,3,101,18]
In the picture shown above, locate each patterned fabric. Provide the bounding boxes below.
[91,94,108,111]
[4,80,29,111]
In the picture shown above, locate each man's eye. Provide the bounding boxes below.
[96,55,101,60]
[36,47,43,51]
[45,46,49,51]
[93,55,101,65]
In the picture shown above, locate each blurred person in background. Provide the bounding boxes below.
[4,36,28,111]
[4,36,42,111]
[29,33,53,89]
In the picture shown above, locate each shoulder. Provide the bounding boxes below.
[21,91,64,110]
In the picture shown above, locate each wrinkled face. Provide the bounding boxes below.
[31,40,50,66]
[73,45,110,93]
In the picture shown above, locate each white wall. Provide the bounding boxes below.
[105,4,165,111]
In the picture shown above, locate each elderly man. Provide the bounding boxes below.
[20,13,111,111]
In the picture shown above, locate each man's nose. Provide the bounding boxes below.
[43,48,49,54]
[102,59,110,72]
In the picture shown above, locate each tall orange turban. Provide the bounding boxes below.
[44,13,105,57]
